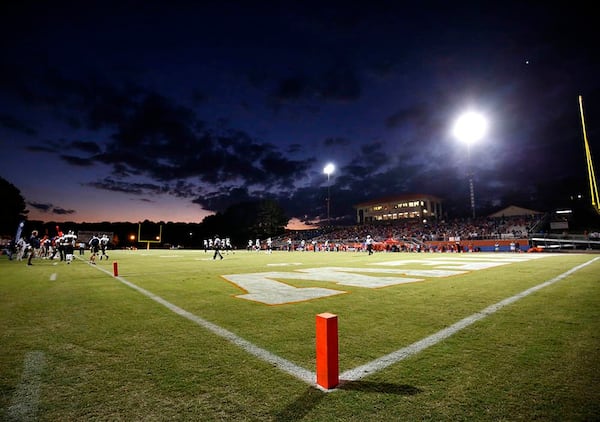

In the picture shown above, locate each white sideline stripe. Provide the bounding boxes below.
[340,256,600,382]
[82,256,598,390]
[267,263,303,266]
[7,351,46,421]
[88,262,315,386]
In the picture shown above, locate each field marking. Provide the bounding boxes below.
[83,255,598,391]
[340,256,599,383]
[266,263,303,266]
[49,273,57,281]
[224,272,346,305]
[420,253,548,261]
[87,262,316,386]
[7,351,46,421]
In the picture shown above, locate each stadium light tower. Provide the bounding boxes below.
[323,163,335,222]
[453,111,488,219]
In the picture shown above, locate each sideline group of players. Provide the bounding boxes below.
[203,236,278,260]
[10,231,376,265]
[203,236,235,260]
[247,237,274,253]
[207,235,371,258]
[8,230,111,265]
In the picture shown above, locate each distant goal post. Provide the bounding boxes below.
[137,223,163,250]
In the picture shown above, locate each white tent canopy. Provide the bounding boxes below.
[488,205,543,218]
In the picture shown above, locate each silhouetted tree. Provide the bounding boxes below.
[201,199,289,246]
[252,199,288,239]
[0,177,28,236]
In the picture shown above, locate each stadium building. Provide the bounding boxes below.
[353,193,443,224]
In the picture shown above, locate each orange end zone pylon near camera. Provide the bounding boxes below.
[315,312,339,390]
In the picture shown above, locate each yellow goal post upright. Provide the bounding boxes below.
[578,95,600,214]
[137,223,163,250]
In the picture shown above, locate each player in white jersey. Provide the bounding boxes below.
[366,235,374,255]
[62,230,77,264]
[213,235,223,260]
[99,234,109,260]
[266,237,272,254]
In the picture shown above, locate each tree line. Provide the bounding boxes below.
[0,177,288,249]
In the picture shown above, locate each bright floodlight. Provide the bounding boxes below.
[453,111,487,219]
[323,163,335,176]
[323,163,335,222]
[453,112,487,145]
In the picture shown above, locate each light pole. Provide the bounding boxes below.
[323,163,335,222]
[453,111,487,219]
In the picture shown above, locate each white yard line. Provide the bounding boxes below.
[340,256,599,382]
[7,351,46,421]
[87,262,315,386]
[83,256,598,390]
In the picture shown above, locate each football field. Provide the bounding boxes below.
[1,249,599,420]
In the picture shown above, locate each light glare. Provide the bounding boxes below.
[323,163,335,176]
[453,112,488,144]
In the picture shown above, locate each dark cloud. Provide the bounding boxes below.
[27,201,75,215]
[85,178,169,196]
[70,140,101,154]
[77,90,313,190]
[193,186,254,212]
[269,65,361,106]
[286,143,303,154]
[52,207,76,215]
[0,114,37,135]
[60,155,95,167]
[170,181,198,199]
[8,70,314,209]
[28,202,52,212]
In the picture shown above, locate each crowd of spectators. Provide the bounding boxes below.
[274,215,541,251]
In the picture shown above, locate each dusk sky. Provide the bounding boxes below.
[1,2,598,226]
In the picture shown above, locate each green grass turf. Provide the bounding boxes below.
[1,249,599,420]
